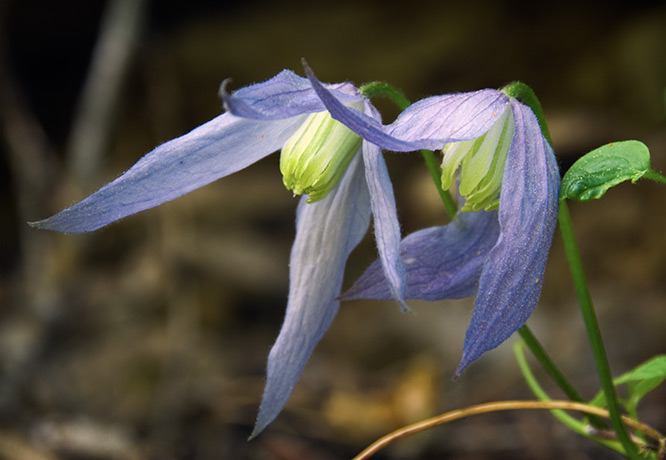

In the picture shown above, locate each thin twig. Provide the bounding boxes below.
[66,0,148,189]
[353,400,664,460]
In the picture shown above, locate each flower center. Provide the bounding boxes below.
[440,108,515,212]
[280,107,363,203]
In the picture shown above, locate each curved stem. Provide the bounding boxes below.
[358,81,411,110]
[517,326,582,401]
[503,80,639,459]
[504,81,610,429]
[421,149,458,218]
[514,341,617,449]
[517,326,609,429]
[501,81,553,145]
[643,168,666,185]
[558,200,640,459]
[353,399,663,460]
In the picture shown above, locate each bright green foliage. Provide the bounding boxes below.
[560,140,650,201]
[590,355,666,417]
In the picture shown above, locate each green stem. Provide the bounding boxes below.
[643,168,666,185]
[421,149,458,218]
[558,200,640,459]
[359,81,458,219]
[504,80,639,457]
[517,326,608,429]
[359,81,411,110]
[362,83,638,455]
[504,81,611,428]
[501,81,553,145]
[517,326,580,399]
[513,342,625,453]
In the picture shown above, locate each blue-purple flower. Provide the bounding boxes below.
[32,63,559,436]
[305,66,560,378]
[32,69,415,435]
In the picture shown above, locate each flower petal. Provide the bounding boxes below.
[252,153,372,437]
[361,102,407,309]
[342,210,499,301]
[456,100,560,376]
[387,91,510,149]
[222,69,363,120]
[31,114,306,233]
[303,63,509,152]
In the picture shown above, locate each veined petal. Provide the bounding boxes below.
[456,100,560,377]
[31,114,307,233]
[363,137,407,309]
[387,91,510,149]
[361,101,407,309]
[342,210,499,301]
[304,63,510,152]
[252,153,372,437]
[222,69,363,120]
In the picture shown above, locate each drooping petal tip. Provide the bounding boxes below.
[455,99,560,377]
[251,154,372,437]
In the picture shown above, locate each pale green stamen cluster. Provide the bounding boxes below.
[280,108,363,203]
[440,109,514,212]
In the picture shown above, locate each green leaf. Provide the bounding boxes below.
[590,355,666,414]
[561,140,651,201]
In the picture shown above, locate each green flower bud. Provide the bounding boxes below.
[280,108,363,203]
[440,109,515,212]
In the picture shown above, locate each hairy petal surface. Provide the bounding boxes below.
[252,153,372,437]
[32,114,306,233]
[304,63,509,152]
[342,210,499,301]
[361,101,407,309]
[223,69,363,120]
[456,100,560,376]
[386,91,510,148]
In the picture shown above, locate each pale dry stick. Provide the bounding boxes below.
[353,400,665,460]
[0,60,63,414]
[66,0,148,190]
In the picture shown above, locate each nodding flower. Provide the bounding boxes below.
[305,64,560,379]
[32,68,410,436]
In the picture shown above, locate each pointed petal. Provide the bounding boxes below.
[252,153,371,437]
[456,100,560,376]
[361,102,407,309]
[222,69,363,120]
[32,114,306,233]
[304,63,509,152]
[342,210,499,301]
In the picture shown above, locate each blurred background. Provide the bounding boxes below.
[1,0,664,459]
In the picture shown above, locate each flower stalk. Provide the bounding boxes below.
[558,200,640,459]
[501,81,553,145]
[503,81,640,459]
[513,341,621,451]
[517,326,596,413]
[643,168,666,185]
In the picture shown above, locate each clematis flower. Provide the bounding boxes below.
[32,69,418,435]
[305,66,560,378]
